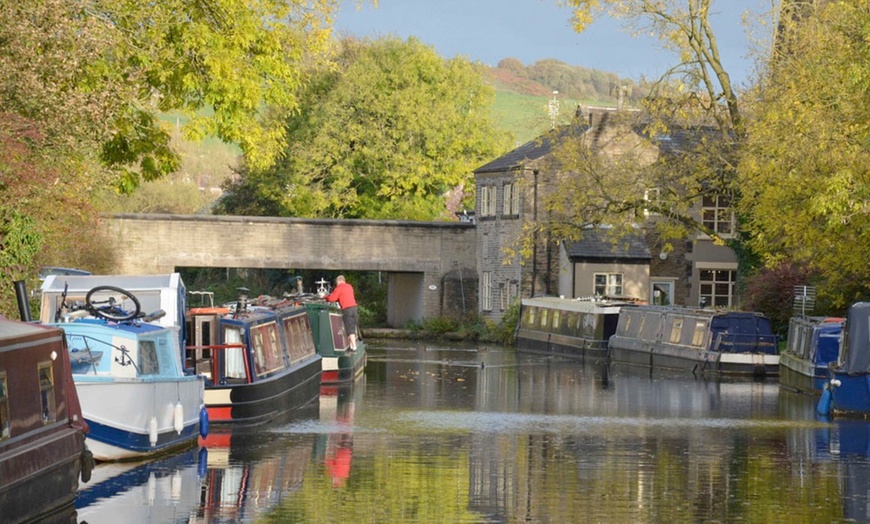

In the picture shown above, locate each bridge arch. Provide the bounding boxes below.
[103,213,477,326]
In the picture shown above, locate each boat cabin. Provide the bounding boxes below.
[612,306,779,354]
[186,300,318,386]
[63,320,184,379]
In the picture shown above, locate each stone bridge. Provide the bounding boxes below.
[103,213,478,326]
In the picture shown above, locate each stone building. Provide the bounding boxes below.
[473,106,739,323]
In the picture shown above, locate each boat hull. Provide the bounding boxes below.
[75,377,204,461]
[515,328,608,359]
[828,372,870,417]
[779,351,827,394]
[321,349,367,385]
[608,337,779,378]
[0,426,85,523]
[205,355,322,425]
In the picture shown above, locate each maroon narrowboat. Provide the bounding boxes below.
[0,317,93,523]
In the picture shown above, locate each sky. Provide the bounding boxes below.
[333,0,773,87]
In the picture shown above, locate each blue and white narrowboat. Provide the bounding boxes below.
[608,305,780,377]
[46,284,206,461]
[779,315,843,394]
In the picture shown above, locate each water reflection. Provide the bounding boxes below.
[70,341,870,523]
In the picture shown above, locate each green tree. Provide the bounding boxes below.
[0,0,336,192]
[218,37,511,220]
[739,0,870,308]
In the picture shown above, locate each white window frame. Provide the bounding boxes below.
[482,272,492,311]
[480,185,497,217]
[701,194,735,236]
[502,182,520,216]
[699,268,736,308]
[593,273,623,297]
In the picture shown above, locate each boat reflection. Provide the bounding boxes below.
[316,379,363,489]
[75,448,206,523]
[75,405,318,523]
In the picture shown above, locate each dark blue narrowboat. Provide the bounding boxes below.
[818,303,870,417]
[186,293,322,425]
[608,305,780,377]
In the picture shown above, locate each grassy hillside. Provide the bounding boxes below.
[107,61,632,213]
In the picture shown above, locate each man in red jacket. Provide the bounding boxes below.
[326,275,359,351]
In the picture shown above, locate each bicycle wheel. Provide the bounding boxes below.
[85,285,141,321]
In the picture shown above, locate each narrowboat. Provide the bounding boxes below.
[302,300,367,385]
[779,315,843,394]
[186,291,322,425]
[515,296,629,359]
[48,285,206,461]
[817,303,870,417]
[608,305,780,377]
[0,318,93,522]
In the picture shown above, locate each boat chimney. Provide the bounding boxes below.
[14,280,32,322]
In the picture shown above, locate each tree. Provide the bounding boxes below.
[218,37,512,220]
[0,0,336,192]
[738,0,870,308]
[0,114,116,316]
[527,1,757,252]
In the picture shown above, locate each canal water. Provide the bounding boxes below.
[72,339,870,523]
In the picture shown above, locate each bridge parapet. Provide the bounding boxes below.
[103,213,477,325]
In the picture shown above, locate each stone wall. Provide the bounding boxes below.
[101,213,477,321]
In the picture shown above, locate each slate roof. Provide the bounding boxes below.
[563,229,651,262]
[474,122,589,174]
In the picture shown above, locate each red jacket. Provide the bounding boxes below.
[326,282,357,309]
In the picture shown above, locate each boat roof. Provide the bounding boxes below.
[53,318,169,336]
[41,273,184,293]
[521,296,632,313]
[0,317,59,342]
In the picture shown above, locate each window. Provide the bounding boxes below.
[38,362,56,424]
[499,282,507,311]
[481,272,492,311]
[702,194,734,235]
[644,188,661,216]
[594,273,623,296]
[0,373,9,440]
[502,182,520,216]
[480,186,497,217]
[699,269,736,307]
[692,321,708,347]
[669,319,683,344]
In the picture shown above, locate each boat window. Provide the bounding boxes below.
[622,314,631,334]
[38,362,56,424]
[251,322,285,377]
[285,315,316,363]
[191,316,215,378]
[0,372,9,440]
[692,321,708,347]
[138,340,160,375]
[669,319,683,344]
[540,309,548,328]
[223,326,247,379]
[552,310,561,331]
